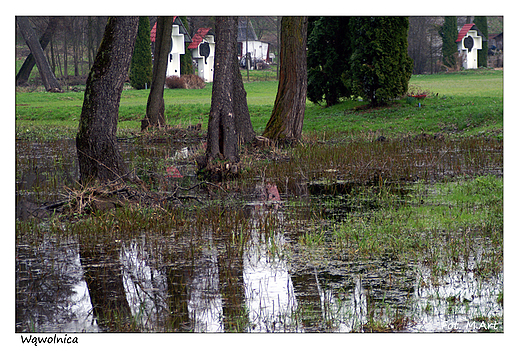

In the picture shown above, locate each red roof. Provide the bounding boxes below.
[456,23,476,42]
[150,16,178,43]
[188,28,211,49]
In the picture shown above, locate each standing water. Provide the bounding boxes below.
[15,135,503,332]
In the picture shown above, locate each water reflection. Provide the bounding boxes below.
[410,261,503,332]
[15,203,306,332]
[15,139,502,333]
[16,237,99,332]
[120,239,169,330]
[187,237,223,332]
[16,219,503,333]
[243,204,298,332]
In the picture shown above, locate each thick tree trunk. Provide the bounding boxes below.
[263,16,308,143]
[142,16,172,130]
[76,16,139,184]
[232,54,256,145]
[16,17,58,86]
[204,16,255,171]
[17,16,62,92]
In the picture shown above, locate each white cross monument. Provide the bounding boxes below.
[456,23,485,69]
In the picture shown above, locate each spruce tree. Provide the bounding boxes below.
[439,16,458,68]
[307,16,353,107]
[345,17,413,107]
[129,16,153,90]
[474,16,488,68]
[180,16,194,75]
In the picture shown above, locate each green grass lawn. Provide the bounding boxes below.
[15,69,503,140]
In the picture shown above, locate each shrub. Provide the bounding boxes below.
[183,74,206,89]
[165,75,206,89]
[165,75,186,89]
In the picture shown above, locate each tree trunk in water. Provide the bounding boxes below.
[204,16,255,174]
[263,16,308,143]
[232,52,256,145]
[142,16,172,130]
[76,16,139,184]
[16,16,58,86]
[17,16,62,92]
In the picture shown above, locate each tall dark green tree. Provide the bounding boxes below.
[345,17,413,107]
[474,16,488,68]
[439,16,459,68]
[307,16,353,107]
[129,16,153,89]
[180,16,194,75]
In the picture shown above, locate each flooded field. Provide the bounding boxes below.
[15,133,503,333]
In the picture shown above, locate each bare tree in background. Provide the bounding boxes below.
[17,16,62,92]
[16,17,59,86]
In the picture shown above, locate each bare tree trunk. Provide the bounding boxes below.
[72,17,80,77]
[63,27,68,79]
[76,16,139,184]
[16,16,58,86]
[263,16,308,143]
[203,16,255,175]
[142,16,172,130]
[87,17,108,70]
[17,16,62,92]
[87,17,94,68]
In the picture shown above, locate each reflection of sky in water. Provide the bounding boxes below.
[120,239,169,330]
[65,253,99,332]
[243,228,299,332]
[409,260,503,332]
[187,240,223,332]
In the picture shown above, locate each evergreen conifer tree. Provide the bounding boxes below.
[345,17,413,107]
[307,17,352,107]
[474,16,488,68]
[439,16,458,68]
[129,16,153,90]
[180,16,194,75]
